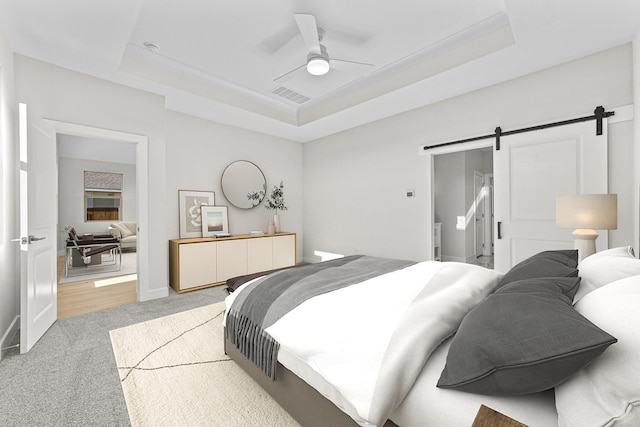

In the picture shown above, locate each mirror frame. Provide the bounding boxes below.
[221,160,266,209]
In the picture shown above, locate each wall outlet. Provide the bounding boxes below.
[406,189,415,198]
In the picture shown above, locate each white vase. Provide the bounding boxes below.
[267,220,275,234]
[273,214,281,233]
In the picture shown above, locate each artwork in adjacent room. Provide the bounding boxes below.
[84,170,123,222]
[179,190,215,238]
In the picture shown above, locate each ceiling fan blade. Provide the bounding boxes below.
[260,23,299,54]
[331,58,375,67]
[273,63,306,82]
[330,58,376,74]
[294,13,321,54]
[326,27,372,47]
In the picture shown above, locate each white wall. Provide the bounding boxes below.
[57,157,137,254]
[58,134,136,165]
[13,54,303,304]
[303,44,635,263]
[164,111,303,261]
[464,150,486,261]
[0,20,18,360]
[434,149,491,263]
[634,31,640,253]
[434,151,465,261]
[15,55,168,301]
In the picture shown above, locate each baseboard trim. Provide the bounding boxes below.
[0,315,20,361]
[138,285,169,302]
[466,254,478,264]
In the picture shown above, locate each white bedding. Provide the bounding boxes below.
[225,260,505,427]
[390,336,558,427]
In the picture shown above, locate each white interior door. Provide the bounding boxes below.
[474,170,485,258]
[483,174,494,256]
[493,120,608,273]
[18,103,58,353]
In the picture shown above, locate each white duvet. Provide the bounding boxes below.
[224,260,502,427]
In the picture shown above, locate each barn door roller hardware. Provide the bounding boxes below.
[423,106,614,152]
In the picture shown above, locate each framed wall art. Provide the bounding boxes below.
[201,206,229,237]
[179,190,215,238]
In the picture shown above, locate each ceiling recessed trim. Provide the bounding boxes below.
[119,43,299,125]
[2,1,640,143]
[119,12,514,130]
[298,12,515,125]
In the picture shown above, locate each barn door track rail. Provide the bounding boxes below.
[423,106,615,152]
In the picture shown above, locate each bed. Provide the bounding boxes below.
[222,247,640,427]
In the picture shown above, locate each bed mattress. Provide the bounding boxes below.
[224,260,559,426]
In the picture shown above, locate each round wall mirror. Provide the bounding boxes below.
[221,160,266,209]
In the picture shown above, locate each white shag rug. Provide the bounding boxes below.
[109,302,300,427]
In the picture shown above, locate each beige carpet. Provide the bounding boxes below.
[109,302,300,427]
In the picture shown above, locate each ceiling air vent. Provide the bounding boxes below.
[270,86,311,104]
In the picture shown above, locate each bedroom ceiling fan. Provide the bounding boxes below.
[274,13,375,82]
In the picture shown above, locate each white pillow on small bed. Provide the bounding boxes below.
[574,246,639,303]
[555,275,640,427]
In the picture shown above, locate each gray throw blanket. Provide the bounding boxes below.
[226,255,416,380]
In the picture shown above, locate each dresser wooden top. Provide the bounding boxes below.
[170,232,296,245]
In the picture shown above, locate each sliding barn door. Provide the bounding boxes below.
[493,120,608,273]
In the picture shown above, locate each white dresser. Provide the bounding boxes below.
[169,232,296,292]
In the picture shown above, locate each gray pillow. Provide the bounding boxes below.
[437,276,617,395]
[498,250,578,289]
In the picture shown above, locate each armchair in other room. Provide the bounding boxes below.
[109,221,137,251]
[64,226,121,277]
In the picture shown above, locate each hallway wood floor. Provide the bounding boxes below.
[57,256,137,319]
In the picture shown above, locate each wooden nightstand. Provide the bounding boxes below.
[472,405,528,427]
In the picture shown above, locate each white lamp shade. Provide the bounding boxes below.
[556,194,617,230]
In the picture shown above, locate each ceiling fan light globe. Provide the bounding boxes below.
[307,57,330,75]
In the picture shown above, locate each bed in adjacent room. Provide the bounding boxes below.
[222,247,640,427]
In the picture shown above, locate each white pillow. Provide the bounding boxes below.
[112,222,133,238]
[574,246,639,302]
[555,275,640,427]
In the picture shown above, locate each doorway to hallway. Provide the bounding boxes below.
[433,147,494,269]
[57,133,139,317]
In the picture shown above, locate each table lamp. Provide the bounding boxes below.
[556,194,617,262]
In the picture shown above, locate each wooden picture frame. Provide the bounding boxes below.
[201,206,229,237]
[179,190,215,238]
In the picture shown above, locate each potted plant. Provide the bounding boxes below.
[264,181,287,232]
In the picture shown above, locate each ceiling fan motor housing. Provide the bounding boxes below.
[306,45,330,75]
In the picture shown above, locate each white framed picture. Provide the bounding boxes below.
[179,190,215,238]
[201,206,229,237]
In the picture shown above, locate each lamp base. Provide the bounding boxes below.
[572,229,598,263]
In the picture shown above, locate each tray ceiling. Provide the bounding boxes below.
[1,0,639,142]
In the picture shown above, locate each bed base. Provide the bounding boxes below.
[224,331,397,427]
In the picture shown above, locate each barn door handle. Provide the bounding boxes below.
[497,222,503,240]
